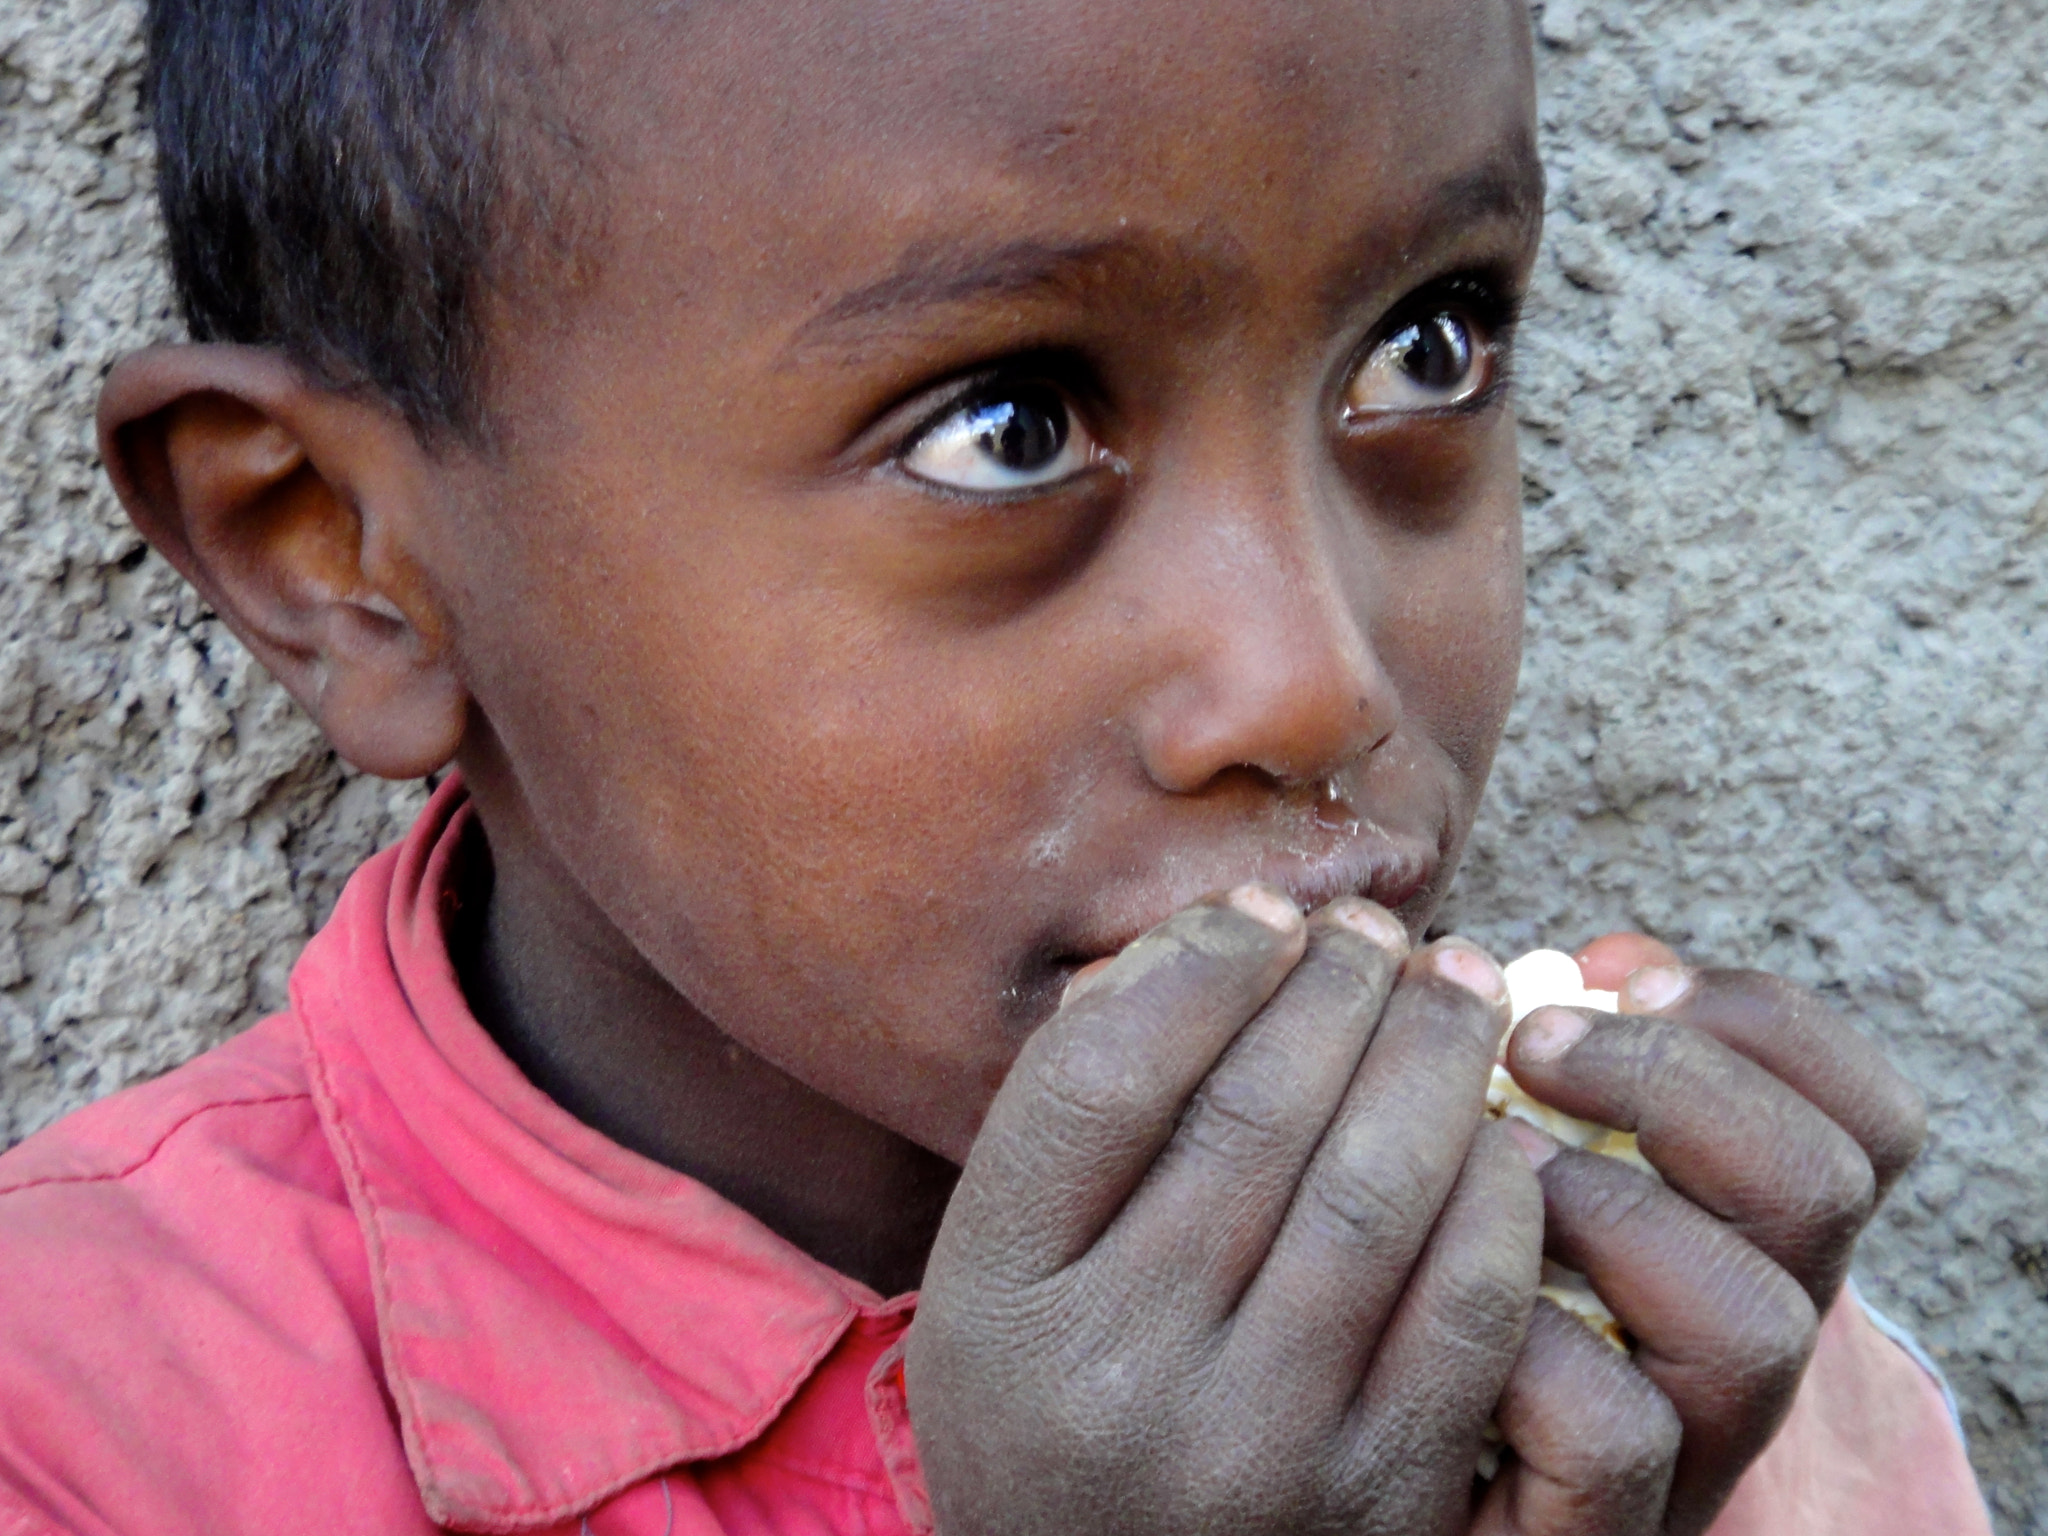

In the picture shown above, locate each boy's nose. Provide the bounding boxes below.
[1131,506,1402,797]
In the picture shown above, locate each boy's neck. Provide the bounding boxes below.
[448,780,957,1297]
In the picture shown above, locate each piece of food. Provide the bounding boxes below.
[1491,950,1652,1179]
[1477,950,1648,1478]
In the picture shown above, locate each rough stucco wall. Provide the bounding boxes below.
[1,0,2043,1525]
[1437,1,2048,1525]
[0,5,429,1133]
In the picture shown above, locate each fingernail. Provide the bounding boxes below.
[1518,1005,1590,1062]
[1326,897,1409,954]
[1503,1117,1561,1170]
[1432,940,1506,1004]
[1626,964,1693,1013]
[1060,956,1115,1007]
[1227,883,1302,933]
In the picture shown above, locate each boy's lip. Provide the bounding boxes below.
[1053,828,1440,967]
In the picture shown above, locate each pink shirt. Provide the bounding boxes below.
[0,783,1990,1535]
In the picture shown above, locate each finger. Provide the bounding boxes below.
[1618,965,1927,1201]
[1573,933,1682,991]
[1099,898,1410,1319]
[1059,953,1116,998]
[1530,1143,1818,1533]
[1231,940,1513,1408]
[1507,1008,1876,1303]
[1471,1298,1679,1536]
[1334,1124,1543,1536]
[941,885,1305,1286]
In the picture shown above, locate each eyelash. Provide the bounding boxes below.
[1347,273,1523,421]
[883,272,1525,483]
[1404,272,1523,345]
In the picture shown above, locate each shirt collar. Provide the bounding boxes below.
[291,777,904,1531]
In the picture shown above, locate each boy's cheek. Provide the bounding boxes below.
[1340,410,1521,527]
[1376,554,1523,793]
[486,691,1102,1150]
[434,396,1526,1160]
[1357,417,1522,688]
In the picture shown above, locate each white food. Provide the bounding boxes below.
[1477,950,1648,1479]
[1489,950,1650,1179]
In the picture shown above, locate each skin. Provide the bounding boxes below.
[95,0,1927,1530]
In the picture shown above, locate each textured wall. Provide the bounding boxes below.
[0,3,430,1135]
[2,0,2043,1526]
[1438,1,2048,1525]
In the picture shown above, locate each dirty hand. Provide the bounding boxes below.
[1477,935,1928,1536]
[908,887,1654,1536]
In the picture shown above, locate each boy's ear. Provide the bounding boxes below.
[98,344,470,780]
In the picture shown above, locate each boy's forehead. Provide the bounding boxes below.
[512,0,1536,369]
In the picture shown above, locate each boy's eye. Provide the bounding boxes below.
[900,383,1103,494]
[1342,309,1495,418]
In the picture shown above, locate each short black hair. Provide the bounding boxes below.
[147,0,572,441]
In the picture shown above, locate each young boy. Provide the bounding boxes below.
[0,0,1989,1531]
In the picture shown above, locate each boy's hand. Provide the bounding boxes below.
[908,887,1556,1536]
[1480,938,1928,1536]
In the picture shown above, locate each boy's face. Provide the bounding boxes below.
[434,0,1540,1160]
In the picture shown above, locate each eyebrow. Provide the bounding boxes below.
[789,133,1546,354]
[1315,135,1545,316]
[791,236,1237,349]
[1424,137,1547,234]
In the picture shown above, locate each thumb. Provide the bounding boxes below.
[1573,933,1683,993]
